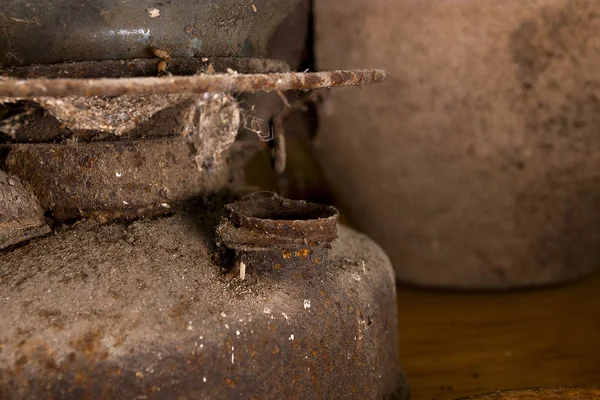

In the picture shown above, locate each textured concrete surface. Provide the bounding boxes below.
[315,0,600,288]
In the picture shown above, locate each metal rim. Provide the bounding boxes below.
[217,197,339,251]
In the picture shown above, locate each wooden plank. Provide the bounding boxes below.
[397,272,600,400]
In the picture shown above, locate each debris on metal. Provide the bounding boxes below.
[182,92,240,172]
[0,69,388,98]
[6,138,232,221]
[0,169,50,249]
[33,94,191,135]
[0,57,290,79]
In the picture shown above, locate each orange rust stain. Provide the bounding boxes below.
[73,372,87,385]
[296,248,311,257]
[248,344,257,358]
[224,377,238,388]
[272,346,280,356]
[314,257,321,264]
[282,250,292,259]
[274,264,281,270]
[312,349,319,357]
[68,329,107,361]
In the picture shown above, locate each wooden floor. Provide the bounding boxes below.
[397,271,600,400]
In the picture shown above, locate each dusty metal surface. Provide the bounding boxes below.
[0,0,300,66]
[35,94,193,135]
[6,138,232,221]
[27,91,239,139]
[455,387,600,400]
[0,169,49,249]
[0,210,407,399]
[0,62,291,143]
[0,6,401,398]
[0,69,388,98]
[0,97,191,142]
[0,57,290,79]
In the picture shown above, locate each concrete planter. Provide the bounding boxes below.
[315,0,600,289]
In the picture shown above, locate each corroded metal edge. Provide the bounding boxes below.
[216,197,339,251]
[0,69,388,98]
[0,57,291,79]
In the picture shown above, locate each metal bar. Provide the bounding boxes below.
[0,69,387,98]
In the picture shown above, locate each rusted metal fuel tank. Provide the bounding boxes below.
[0,2,406,398]
[0,197,406,399]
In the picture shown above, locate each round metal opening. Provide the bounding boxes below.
[221,197,339,245]
[233,199,336,222]
[229,197,337,223]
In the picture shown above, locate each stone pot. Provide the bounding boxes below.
[314,0,600,289]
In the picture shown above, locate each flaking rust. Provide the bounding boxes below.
[6,138,232,222]
[216,196,339,279]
